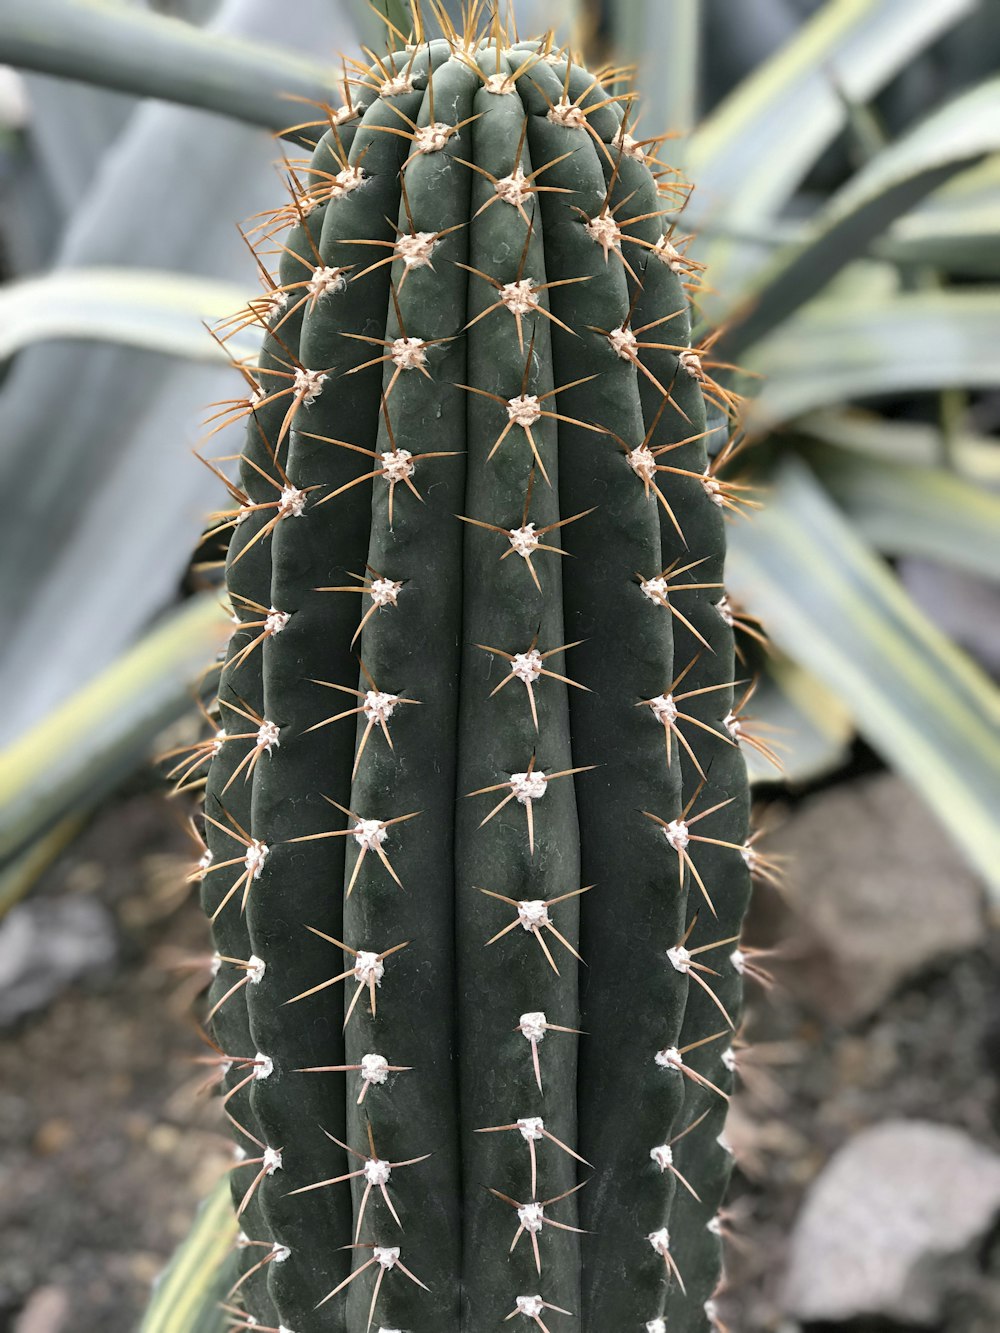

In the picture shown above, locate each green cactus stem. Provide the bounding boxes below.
[192,9,757,1331]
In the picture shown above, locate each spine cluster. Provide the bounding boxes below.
[187,16,763,1332]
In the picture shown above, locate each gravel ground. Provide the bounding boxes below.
[1,777,997,1332]
[0,793,230,1332]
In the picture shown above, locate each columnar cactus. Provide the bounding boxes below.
[193,9,758,1331]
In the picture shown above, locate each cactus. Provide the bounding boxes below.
[191,8,759,1330]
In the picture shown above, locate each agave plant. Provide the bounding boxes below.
[0,0,996,908]
[0,0,995,1319]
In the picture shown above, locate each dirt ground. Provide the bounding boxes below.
[727,885,1000,1331]
[0,792,231,1332]
[1,774,997,1332]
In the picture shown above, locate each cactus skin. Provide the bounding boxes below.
[197,16,753,1333]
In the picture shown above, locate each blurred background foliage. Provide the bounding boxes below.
[0,0,998,921]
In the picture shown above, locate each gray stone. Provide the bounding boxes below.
[783,1120,1000,1324]
[0,898,117,1026]
[770,773,984,1023]
[13,1288,69,1333]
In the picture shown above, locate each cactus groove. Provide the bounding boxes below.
[194,8,757,1331]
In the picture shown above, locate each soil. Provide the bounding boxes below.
[726,880,1000,1331]
[1,779,997,1332]
[0,791,230,1333]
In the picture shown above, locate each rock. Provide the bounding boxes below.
[0,897,117,1026]
[770,774,984,1023]
[783,1120,1000,1324]
[13,1287,70,1333]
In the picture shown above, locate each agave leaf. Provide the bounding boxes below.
[375,0,413,33]
[0,268,255,363]
[22,73,134,223]
[0,0,351,137]
[728,456,1000,896]
[140,1180,238,1333]
[702,0,824,115]
[0,0,353,746]
[6,72,135,273]
[803,407,1000,482]
[746,655,854,787]
[611,0,701,152]
[0,595,228,864]
[686,0,975,306]
[746,289,1000,425]
[878,152,1000,275]
[688,0,974,226]
[801,439,1000,581]
[511,0,582,42]
[352,0,412,48]
[0,127,61,275]
[351,0,582,47]
[720,77,1000,357]
[0,815,85,919]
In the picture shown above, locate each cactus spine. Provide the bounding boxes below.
[195,10,755,1331]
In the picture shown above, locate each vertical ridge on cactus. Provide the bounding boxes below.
[193,8,755,1330]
